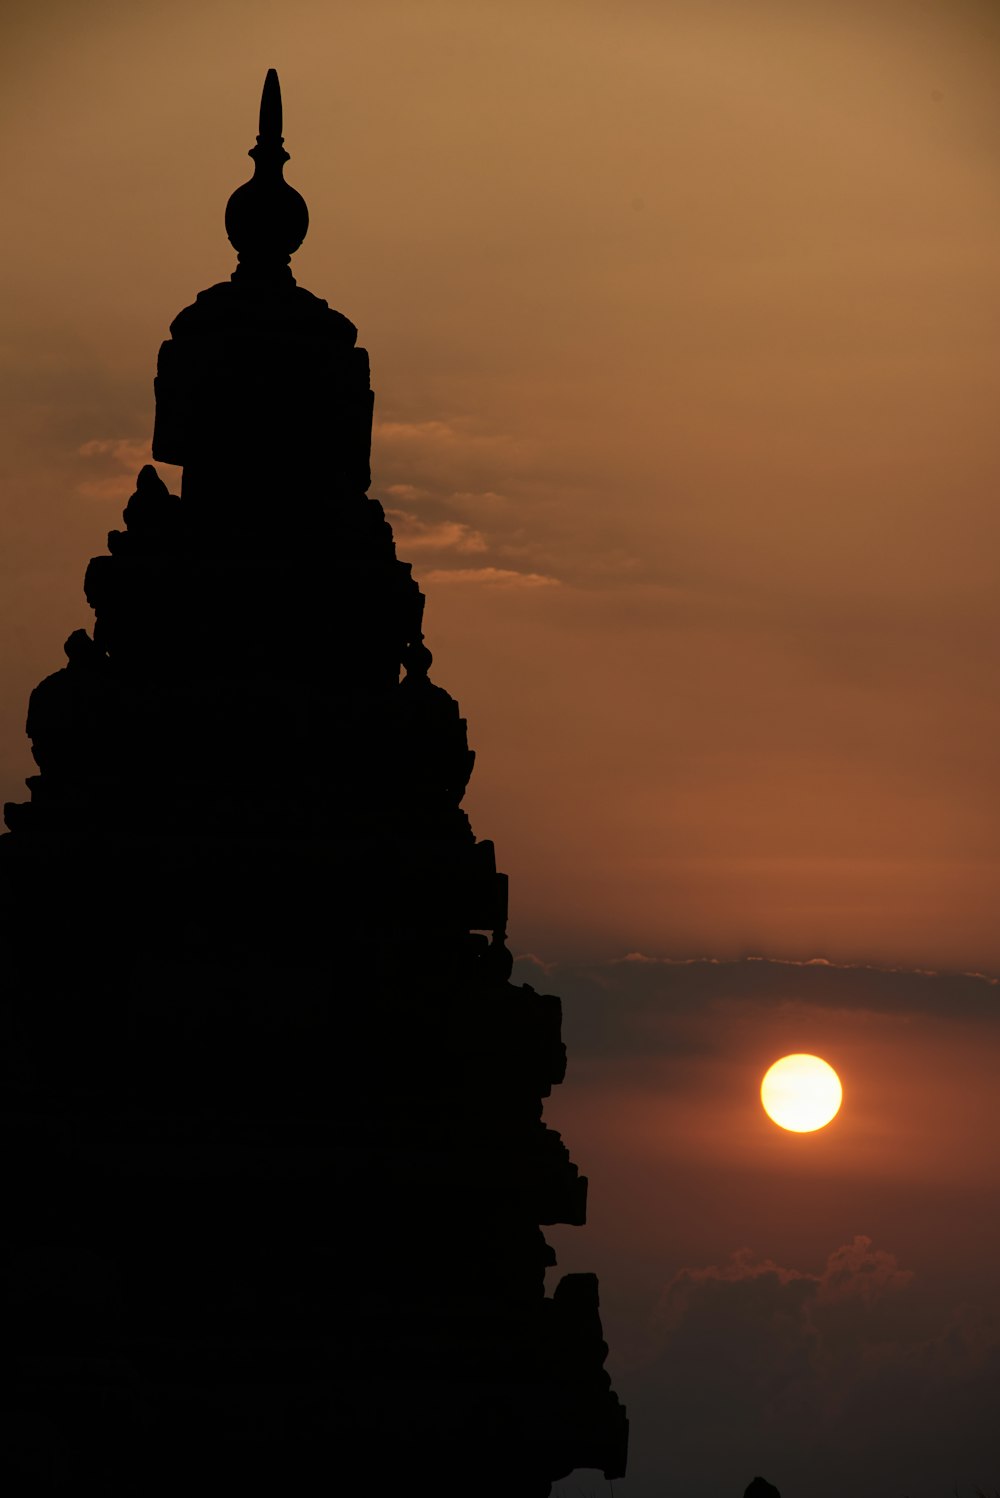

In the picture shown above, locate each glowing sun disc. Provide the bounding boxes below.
[760,1054,842,1132]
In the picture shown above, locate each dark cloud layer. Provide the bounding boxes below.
[514,952,1000,1061]
[617,1235,1000,1498]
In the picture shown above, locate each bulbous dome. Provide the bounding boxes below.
[224,69,309,277]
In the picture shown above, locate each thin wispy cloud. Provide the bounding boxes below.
[424,566,559,588]
[76,437,155,501]
[386,509,488,554]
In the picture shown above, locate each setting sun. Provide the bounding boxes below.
[760,1054,843,1133]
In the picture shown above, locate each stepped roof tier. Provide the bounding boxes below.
[3,70,628,1497]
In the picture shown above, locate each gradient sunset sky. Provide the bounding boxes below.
[3,2,1000,1494]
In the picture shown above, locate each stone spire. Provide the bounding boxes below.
[3,70,627,1498]
[224,68,309,279]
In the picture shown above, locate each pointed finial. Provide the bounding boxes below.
[224,69,309,280]
[250,68,288,172]
[259,66,283,138]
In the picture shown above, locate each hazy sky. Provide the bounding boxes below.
[3,3,1000,1494]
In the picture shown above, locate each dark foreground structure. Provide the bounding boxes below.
[5,72,627,1495]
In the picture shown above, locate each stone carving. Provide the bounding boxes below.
[3,69,627,1497]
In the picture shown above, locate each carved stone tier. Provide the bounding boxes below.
[153,280,373,506]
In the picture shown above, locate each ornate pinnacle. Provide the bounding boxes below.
[259,66,283,140]
[248,67,289,172]
[225,69,309,279]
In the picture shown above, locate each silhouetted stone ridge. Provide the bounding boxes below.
[745,1477,782,1498]
[4,69,626,1498]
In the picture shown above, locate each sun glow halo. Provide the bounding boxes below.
[760,1053,842,1133]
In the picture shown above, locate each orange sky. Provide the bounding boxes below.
[4,0,1000,972]
[4,5,1000,1495]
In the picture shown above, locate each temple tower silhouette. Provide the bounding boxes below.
[4,72,627,1495]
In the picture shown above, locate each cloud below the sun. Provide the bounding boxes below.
[620,1234,1000,1498]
